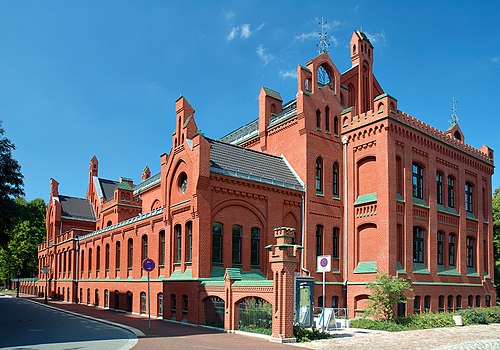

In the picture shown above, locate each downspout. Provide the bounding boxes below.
[301,193,310,275]
[75,238,79,303]
[342,136,349,309]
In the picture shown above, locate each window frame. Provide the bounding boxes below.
[436,171,443,205]
[413,226,424,263]
[333,162,339,197]
[449,233,456,266]
[212,222,223,263]
[465,182,473,213]
[316,225,323,256]
[251,227,260,266]
[448,176,455,208]
[232,224,242,265]
[437,231,444,266]
[412,163,424,199]
[316,157,323,194]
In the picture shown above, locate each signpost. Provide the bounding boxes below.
[316,255,331,330]
[41,266,50,304]
[142,258,156,330]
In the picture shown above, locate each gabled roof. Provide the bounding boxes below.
[58,195,96,221]
[207,138,304,191]
[134,172,161,194]
[92,177,119,200]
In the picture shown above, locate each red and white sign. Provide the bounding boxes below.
[316,255,331,273]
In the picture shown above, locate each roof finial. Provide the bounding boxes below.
[450,97,459,124]
[317,17,330,54]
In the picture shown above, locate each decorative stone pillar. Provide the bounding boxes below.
[267,227,301,343]
[223,268,241,331]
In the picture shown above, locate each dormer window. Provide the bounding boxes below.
[317,64,334,91]
[453,131,462,141]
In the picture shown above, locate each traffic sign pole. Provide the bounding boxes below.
[147,270,151,330]
[142,258,156,331]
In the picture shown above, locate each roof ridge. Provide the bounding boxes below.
[59,194,89,201]
[206,137,284,160]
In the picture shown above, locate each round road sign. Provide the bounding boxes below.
[142,258,156,272]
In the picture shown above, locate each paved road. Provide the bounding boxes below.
[0,294,137,350]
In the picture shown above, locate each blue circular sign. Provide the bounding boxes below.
[320,258,328,267]
[142,258,156,272]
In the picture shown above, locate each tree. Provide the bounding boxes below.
[363,271,413,321]
[0,198,45,280]
[0,121,24,245]
[492,188,500,301]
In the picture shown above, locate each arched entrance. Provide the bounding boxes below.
[204,296,225,328]
[237,297,272,334]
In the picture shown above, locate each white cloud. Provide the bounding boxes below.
[331,20,341,29]
[241,24,251,39]
[279,70,296,79]
[256,45,273,65]
[256,23,265,31]
[224,10,235,20]
[295,31,318,42]
[330,36,339,47]
[365,31,386,44]
[227,27,238,41]
[489,57,499,63]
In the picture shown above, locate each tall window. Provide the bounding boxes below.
[333,116,339,136]
[448,176,455,208]
[115,241,121,270]
[81,250,84,273]
[438,295,445,311]
[96,246,100,272]
[333,162,339,197]
[316,157,323,194]
[424,296,431,312]
[325,106,330,132]
[437,231,444,265]
[157,293,164,317]
[456,295,462,310]
[251,227,260,266]
[141,235,148,261]
[413,227,424,263]
[449,234,456,266]
[316,109,321,129]
[140,292,147,314]
[412,163,423,199]
[212,222,223,263]
[159,231,165,266]
[174,225,181,263]
[232,225,242,264]
[186,222,192,263]
[316,225,323,256]
[127,238,133,269]
[436,171,443,205]
[465,182,473,213]
[468,295,473,308]
[332,227,340,258]
[88,248,92,272]
[105,244,110,271]
[414,296,421,313]
[447,295,453,311]
[466,236,474,268]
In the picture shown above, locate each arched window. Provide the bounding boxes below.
[141,234,148,261]
[251,227,260,266]
[104,289,109,308]
[316,225,323,256]
[316,109,321,130]
[174,224,182,263]
[88,248,92,273]
[333,162,339,197]
[68,251,71,274]
[325,106,330,132]
[159,231,165,266]
[424,296,431,312]
[413,227,424,263]
[436,171,443,205]
[465,182,474,213]
[182,294,189,313]
[127,238,133,269]
[475,295,481,307]
[456,295,462,310]
[170,294,177,313]
[140,292,147,314]
[80,250,84,274]
[232,225,242,264]
[105,244,110,271]
[449,234,456,266]
[438,295,445,311]
[412,163,423,199]
[333,116,339,136]
[96,246,100,272]
[158,293,164,317]
[212,222,223,263]
[414,296,421,314]
[316,157,323,194]
[448,176,455,208]
[107,220,112,227]
[468,295,473,308]
[87,288,90,305]
[447,295,453,311]
[95,289,99,307]
[186,222,192,263]
[333,227,340,258]
[437,231,444,266]
[466,236,474,268]
[114,290,119,310]
[115,241,121,270]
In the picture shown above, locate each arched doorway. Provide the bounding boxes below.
[204,296,225,328]
[237,297,272,334]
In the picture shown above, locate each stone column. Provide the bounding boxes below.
[268,227,301,343]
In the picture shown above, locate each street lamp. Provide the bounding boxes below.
[42,266,50,304]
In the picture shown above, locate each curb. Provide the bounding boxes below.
[22,296,145,337]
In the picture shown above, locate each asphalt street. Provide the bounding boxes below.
[0,294,137,350]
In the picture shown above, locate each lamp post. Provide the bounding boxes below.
[16,270,20,298]
[42,266,50,304]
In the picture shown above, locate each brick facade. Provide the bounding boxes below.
[20,30,495,335]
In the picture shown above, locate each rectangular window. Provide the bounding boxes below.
[115,242,121,270]
[438,295,444,311]
[159,231,165,266]
[316,158,323,194]
[456,295,462,310]
[449,234,456,266]
[447,295,453,311]
[333,162,339,197]
[448,176,455,208]
[251,227,260,266]
[325,106,330,132]
[332,227,339,259]
[414,296,421,314]
[437,231,443,265]
[413,227,424,263]
[316,225,323,256]
[141,235,148,262]
[175,225,182,263]
[465,182,473,213]
[466,236,474,268]
[186,222,192,263]
[212,223,223,263]
[127,239,133,269]
[424,296,430,312]
[232,225,242,264]
[436,172,443,205]
[412,163,423,199]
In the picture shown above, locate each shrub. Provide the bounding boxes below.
[293,325,330,342]
[404,312,455,329]
[484,306,500,323]
[350,318,406,331]
[458,308,488,325]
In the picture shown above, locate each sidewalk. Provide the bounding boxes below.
[14,293,295,350]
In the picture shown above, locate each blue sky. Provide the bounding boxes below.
[1,0,499,201]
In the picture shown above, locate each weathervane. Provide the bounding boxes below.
[450,97,459,124]
[317,17,330,54]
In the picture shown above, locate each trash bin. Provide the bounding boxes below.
[453,315,463,326]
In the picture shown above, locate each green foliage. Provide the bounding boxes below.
[0,121,24,245]
[0,197,46,280]
[483,306,500,323]
[458,308,488,325]
[238,325,272,335]
[493,188,500,301]
[238,298,272,335]
[363,271,413,320]
[350,318,406,331]
[293,325,330,342]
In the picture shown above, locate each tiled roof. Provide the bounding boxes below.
[207,138,304,191]
[134,172,161,195]
[98,178,118,200]
[58,195,96,221]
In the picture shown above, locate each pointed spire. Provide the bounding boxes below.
[450,97,459,124]
[317,17,330,54]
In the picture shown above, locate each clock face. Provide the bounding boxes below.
[318,64,334,91]
[179,174,188,194]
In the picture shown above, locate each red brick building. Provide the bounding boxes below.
[25,30,495,331]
